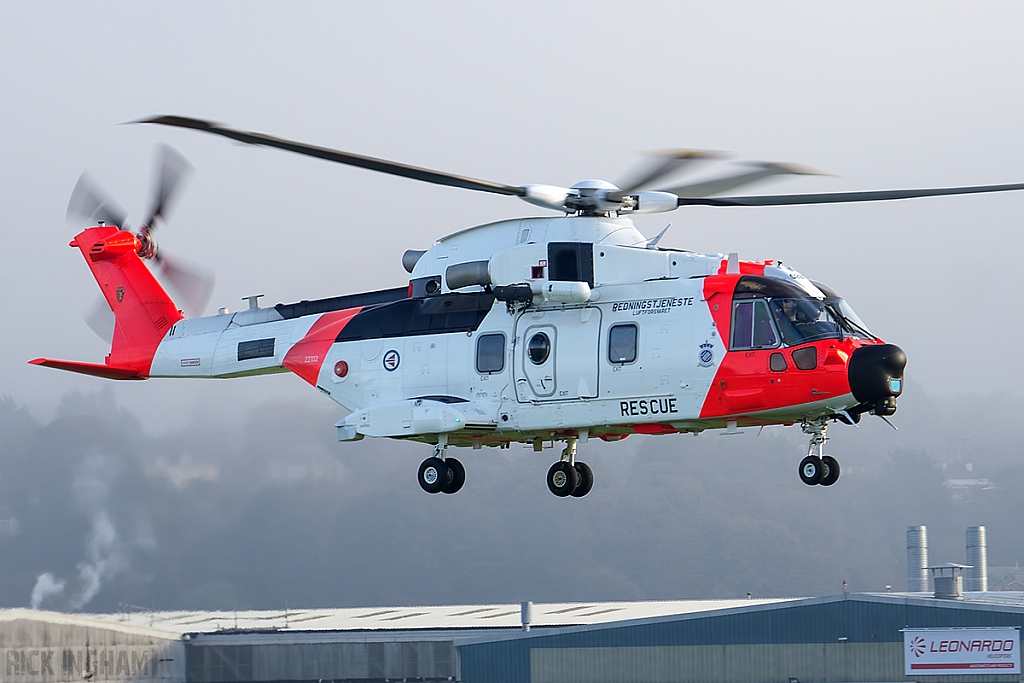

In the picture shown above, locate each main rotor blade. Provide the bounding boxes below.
[661,162,824,198]
[143,144,193,230]
[139,115,528,198]
[66,174,126,229]
[609,150,722,201]
[677,182,1024,207]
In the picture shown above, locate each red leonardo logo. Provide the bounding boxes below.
[910,636,927,657]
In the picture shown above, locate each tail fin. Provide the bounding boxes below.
[31,226,183,379]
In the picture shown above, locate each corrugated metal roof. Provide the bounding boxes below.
[0,599,796,637]
[8,593,1024,643]
[0,608,183,640]
[456,593,1024,647]
[863,590,1024,609]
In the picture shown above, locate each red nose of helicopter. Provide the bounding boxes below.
[848,343,907,416]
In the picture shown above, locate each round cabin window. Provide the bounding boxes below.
[527,332,551,365]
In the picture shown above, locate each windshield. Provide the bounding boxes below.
[811,280,875,340]
[769,298,842,345]
[824,297,874,340]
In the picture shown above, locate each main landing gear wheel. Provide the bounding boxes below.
[819,455,840,487]
[799,455,823,486]
[571,462,594,498]
[547,461,580,497]
[442,457,465,494]
[418,457,448,494]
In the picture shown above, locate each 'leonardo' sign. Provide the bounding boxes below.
[904,627,1020,675]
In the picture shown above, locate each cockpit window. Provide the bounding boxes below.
[732,300,780,349]
[731,276,874,348]
[824,298,873,339]
[769,298,841,345]
[811,281,874,340]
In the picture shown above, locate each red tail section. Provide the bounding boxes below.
[30,226,183,379]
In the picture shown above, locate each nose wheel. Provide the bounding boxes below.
[546,437,594,497]
[799,421,841,487]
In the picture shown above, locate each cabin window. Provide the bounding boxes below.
[608,324,638,364]
[731,300,779,350]
[476,333,506,374]
[527,332,551,365]
[237,338,275,361]
[547,242,594,286]
[791,346,818,370]
[770,352,788,372]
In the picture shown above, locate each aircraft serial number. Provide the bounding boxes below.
[611,297,694,315]
[620,397,678,417]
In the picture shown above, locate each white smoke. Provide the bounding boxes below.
[29,453,128,611]
[30,573,66,610]
[69,510,125,609]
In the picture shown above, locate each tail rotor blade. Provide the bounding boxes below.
[156,253,214,318]
[83,296,115,344]
[66,174,127,229]
[143,144,193,230]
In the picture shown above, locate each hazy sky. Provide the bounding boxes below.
[3,2,1024,425]
[3,2,1024,612]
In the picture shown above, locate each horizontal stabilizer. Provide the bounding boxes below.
[28,358,144,380]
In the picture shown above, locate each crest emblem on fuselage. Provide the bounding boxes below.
[115,285,125,303]
[698,341,715,367]
[383,349,400,371]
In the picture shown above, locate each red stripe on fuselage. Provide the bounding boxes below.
[282,307,363,386]
[699,339,867,419]
[698,271,875,420]
[716,258,768,276]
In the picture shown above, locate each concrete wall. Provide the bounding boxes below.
[185,641,455,682]
[0,617,184,683]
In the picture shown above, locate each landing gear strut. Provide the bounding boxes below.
[417,434,465,494]
[546,437,594,498]
[798,420,840,487]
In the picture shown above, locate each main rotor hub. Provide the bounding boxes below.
[569,179,619,192]
[567,179,621,216]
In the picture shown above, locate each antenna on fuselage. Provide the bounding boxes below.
[645,224,671,250]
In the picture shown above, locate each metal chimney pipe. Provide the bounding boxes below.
[931,564,966,600]
[966,526,988,592]
[520,601,533,632]
[907,526,929,592]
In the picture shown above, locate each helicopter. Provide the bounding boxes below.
[31,116,1024,497]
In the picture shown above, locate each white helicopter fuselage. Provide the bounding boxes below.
[143,215,863,448]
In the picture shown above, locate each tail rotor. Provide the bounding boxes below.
[67,145,215,334]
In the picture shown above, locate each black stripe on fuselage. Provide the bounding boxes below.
[408,395,469,404]
[275,287,409,320]
[336,292,496,342]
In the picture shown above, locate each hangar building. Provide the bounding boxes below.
[3,591,1024,683]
